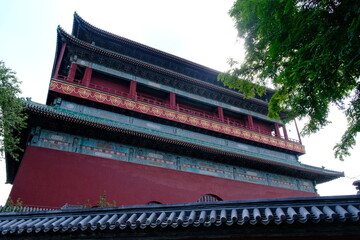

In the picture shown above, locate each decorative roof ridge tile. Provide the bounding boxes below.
[24,100,344,180]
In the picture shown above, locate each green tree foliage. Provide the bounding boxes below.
[96,191,116,208]
[0,61,27,160]
[219,0,360,160]
[2,197,23,213]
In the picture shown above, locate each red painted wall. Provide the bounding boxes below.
[10,146,317,208]
[253,118,272,135]
[90,75,129,95]
[137,91,167,104]
[225,115,245,127]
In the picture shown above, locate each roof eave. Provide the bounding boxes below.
[22,101,343,184]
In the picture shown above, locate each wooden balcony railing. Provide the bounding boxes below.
[55,76,300,144]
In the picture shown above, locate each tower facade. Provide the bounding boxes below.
[6,14,342,208]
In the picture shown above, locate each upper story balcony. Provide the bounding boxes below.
[52,64,304,154]
[48,25,305,154]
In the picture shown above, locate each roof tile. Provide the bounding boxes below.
[1,196,360,236]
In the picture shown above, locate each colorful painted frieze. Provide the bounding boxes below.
[268,173,298,190]
[234,167,268,185]
[181,157,233,179]
[80,138,128,161]
[132,149,177,169]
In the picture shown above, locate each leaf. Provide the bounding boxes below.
[221,0,360,160]
[0,61,27,161]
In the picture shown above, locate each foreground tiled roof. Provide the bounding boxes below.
[0,195,359,237]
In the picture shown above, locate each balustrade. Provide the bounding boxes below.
[54,76,300,144]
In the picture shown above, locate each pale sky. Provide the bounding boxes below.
[0,0,359,205]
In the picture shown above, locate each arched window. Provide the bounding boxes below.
[197,194,222,203]
[147,201,162,205]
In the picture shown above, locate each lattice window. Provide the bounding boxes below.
[147,201,162,205]
[197,194,222,203]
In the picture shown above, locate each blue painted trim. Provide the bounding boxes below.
[58,100,299,167]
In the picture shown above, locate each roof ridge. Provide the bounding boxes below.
[0,195,359,236]
[1,194,359,215]
[72,12,220,74]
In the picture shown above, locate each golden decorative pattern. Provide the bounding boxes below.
[152,107,163,116]
[243,132,251,138]
[200,120,210,128]
[189,117,198,126]
[49,81,58,90]
[233,129,241,136]
[223,127,231,134]
[139,105,150,113]
[165,111,175,119]
[252,134,260,141]
[212,123,221,131]
[178,114,188,123]
[94,92,107,102]
[125,100,135,110]
[110,96,121,106]
[78,88,91,98]
[61,84,75,94]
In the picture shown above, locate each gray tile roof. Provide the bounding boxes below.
[0,195,359,237]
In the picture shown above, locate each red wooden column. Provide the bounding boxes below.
[282,125,289,140]
[82,67,92,87]
[218,107,224,122]
[54,42,67,79]
[129,80,137,100]
[274,123,281,138]
[67,63,78,82]
[294,119,302,144]
[170,92,176,109]
[247,115,254,129]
